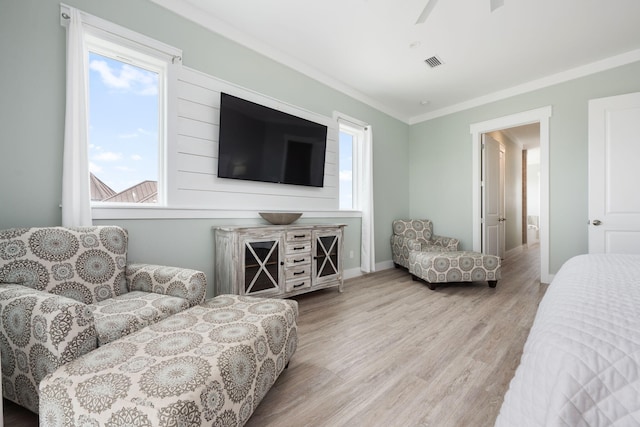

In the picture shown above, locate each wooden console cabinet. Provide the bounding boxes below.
[214,224,345,298]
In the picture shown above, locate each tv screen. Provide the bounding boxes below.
[217,93,328,187]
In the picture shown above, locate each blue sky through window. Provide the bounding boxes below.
[88,52,159,194]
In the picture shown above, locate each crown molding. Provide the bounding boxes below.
[149,0,410,123]
[150,1,640,127]
[409,48,640,124]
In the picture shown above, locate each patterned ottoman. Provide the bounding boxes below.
[38,294,298,427]
[408,250,501,290]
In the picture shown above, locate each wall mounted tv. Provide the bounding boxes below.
[217,93,328,187]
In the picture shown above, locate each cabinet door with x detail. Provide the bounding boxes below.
[241,233,283,296]
[312,229,343,288]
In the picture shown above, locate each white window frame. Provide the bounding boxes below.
[86,38,167,206]
[61,4,181,211]
[336,116,367,212]
[337,125,359,210]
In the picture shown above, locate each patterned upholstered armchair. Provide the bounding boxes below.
[0,226,207,413]
[391,219,459,269]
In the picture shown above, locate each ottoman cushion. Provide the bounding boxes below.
[39,294,298,427]
[409,250,501,286]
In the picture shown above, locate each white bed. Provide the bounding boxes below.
[495,254,640,426]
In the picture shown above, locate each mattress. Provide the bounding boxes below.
[495,254,640,426]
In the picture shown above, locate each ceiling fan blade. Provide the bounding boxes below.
[490,0,504,12]
[415,0,439,24]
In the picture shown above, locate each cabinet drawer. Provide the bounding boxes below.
[286,231,311,242]
[285,266,310,281]
[285,242,311,254]
[286,277,311,292]
[285,253,311,268]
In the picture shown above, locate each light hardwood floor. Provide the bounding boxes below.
[3,244,546,426]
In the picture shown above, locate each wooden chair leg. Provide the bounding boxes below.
[488,280,497,288]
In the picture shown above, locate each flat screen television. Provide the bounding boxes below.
[217,93,328,187]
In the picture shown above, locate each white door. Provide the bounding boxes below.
[588,92,640,253]
[483,134,506,258]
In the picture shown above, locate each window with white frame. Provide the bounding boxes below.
[87,39,165,204]
[63,6,180,208]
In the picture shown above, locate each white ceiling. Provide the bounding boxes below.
[152,0,640,124]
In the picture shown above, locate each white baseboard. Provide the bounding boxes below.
[375,260,395,271]
[343,260,394,281]
[343,267,362,280]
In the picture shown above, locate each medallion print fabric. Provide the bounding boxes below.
[0,284,97,413]
[39,294,299,427]
[90,291,191,346]
[127,263,207,307]
[408,250,501,283]
[0,226,208,414]
[0,226,127,301]
[390,219,459,268]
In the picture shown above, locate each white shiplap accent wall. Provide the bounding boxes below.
[169,67,339,211]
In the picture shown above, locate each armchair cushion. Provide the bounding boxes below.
[90,291,190,346]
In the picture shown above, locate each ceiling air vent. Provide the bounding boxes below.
[424,55,443,68]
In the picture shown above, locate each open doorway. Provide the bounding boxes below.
[482,124,540,259]
[470,106,552,283]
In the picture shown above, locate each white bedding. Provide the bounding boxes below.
[495,254,640,426]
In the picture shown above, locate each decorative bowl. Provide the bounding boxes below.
[259,212,302,225]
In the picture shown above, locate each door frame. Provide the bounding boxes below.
[470,106,553,283]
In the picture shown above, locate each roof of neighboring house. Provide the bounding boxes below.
[102,180,157,203]
[90,173,117,201]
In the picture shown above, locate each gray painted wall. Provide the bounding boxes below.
[0,0,410,295]
[409,61,640,272]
